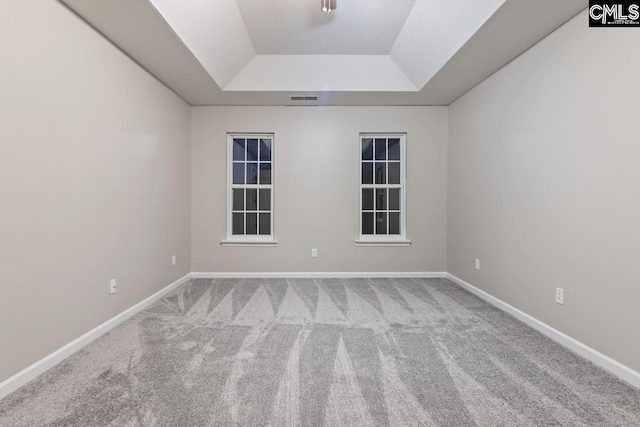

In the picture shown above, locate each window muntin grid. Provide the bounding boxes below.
[360,135,405,240]
[228,135,274,239]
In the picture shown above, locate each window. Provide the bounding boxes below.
[357,134,410,246]
[222,134,276,246]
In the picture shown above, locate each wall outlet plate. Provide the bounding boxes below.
[110,279,117,295]
[312,248,318,258]
[475,259,480,270]
[172,255,176,266]
[556,287,564,305]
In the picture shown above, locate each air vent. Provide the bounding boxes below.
[290,95,319,101]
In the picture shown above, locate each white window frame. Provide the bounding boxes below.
[221,133,277,247]
[356,133,410,246]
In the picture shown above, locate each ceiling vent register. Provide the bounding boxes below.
[290,95,319,101]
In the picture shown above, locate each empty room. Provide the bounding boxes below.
[1,0,639,425]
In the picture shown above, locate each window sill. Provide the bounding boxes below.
[220,240,278,247]
[355,239,412,247]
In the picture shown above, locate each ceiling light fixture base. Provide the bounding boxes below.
[321,0,336,14]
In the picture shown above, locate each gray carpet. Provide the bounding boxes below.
[1,278,639,426]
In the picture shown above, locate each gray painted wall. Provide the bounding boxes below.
[191,106,448,273]
[448,10,640,372]
[0,1,192,383]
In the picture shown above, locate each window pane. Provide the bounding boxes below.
[259,213,271,235]
[389,188,400,211]
[246,213,258,235]
[376,212,387,234]
[376,188,387,210]
[260,139,272,161]
[259,163,271,185]
[259,189,271,211]
[362,138,373,160]
[362,213,374,235]
[246,189,257,211]
[232,213,244,235]
[247,139,259,161]
[362,189,374,211]
[362,162,373,184]
[233,163,245,184]
[232,189,244,211]
[388,138,401,160]
[233,138,245,161]
[388,162,401,185]
[375,138,387,160]
[375,162,386,184]
[389,212,400,235]
[247,162,258,184]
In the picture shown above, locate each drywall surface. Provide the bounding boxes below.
[0,1,191,383]
[448,10,640,372]
[191,106,447,273]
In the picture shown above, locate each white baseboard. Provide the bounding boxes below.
[191,271,447,279]
[446,273,640,389]
[0,273,192,401]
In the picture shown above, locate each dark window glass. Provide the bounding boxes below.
[233,139,245,161]
[259,163,271,185]
[389,188,400,211]
[246,213,258,235]
[233,163,245,185]
[362,162,373,184]
[375,162,386,184]
[362,138,373,160]
[375,139,387,160]
[259,189,271,211]
[362,189,374,211]
[246,189,257,211]
[259,213,271,235]
[232,189,244,211]
[247,139,259,161]
[388,138,401,160]
[260,139,272,161]
[247,163,258,184]
[362,213,374,235]
[232,213,244,235]
[376,212,387,234]
[389,212,400,235]
[388,162,401,185]
[376,188,387,210]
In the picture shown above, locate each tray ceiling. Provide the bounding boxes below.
[60,0,587,105]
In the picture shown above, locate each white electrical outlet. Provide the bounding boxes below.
[172,255,176,266]
[110,279,117,295]
[556,287,564,305]
[311,248,318,258]
[475,259,480,270]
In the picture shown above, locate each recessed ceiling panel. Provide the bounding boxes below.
[235,0,417,55]
[225,55,417,92]
[151,0,255,88]
[391,0,506,90]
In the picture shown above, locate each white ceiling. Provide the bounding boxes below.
[150,0,255,88]
[60,0,587,106]
[390,0,505,89]
[235,0,417,55]
[225,55,417,92]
